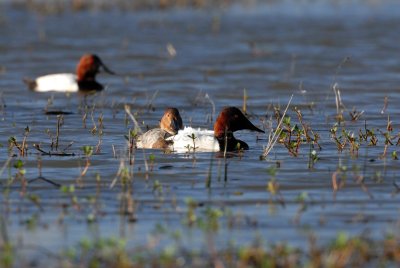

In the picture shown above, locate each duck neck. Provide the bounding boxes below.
[76,62,97,82]
[77,72,96,82]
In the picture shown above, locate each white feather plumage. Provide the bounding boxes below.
[166,127,219,152]
[34,73,79,92]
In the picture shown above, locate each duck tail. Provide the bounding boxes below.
[22,78,37,91]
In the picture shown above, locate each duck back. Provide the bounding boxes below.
[136,128,173,149]
[167,127,219,152]
[34,73,79,92]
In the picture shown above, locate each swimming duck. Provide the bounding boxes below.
[24,54,115,93]
[136,108,183,149]
[168,107,264,152]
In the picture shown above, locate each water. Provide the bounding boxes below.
[1,1,400,264]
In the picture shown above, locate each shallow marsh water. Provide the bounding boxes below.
[1,1,400,265]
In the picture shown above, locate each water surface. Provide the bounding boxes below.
[1,2,400,264]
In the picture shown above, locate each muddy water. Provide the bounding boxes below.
[1,1,400,262]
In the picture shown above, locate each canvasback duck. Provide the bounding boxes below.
[168,107,264,152]
[136,108,183,149]
[23,54,115,93]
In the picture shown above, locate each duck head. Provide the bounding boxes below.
[160,108,183,135]
[76,54,115,91]
[214,107,264,151]
[76,54,115,82]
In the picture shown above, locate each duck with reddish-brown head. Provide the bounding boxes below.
[24,54,115,93]
[167,107,264,152]
[213,107,264,151]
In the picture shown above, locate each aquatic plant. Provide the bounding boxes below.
[8,126,30,157]
[262,95,293,158]
[186,133,198,153]
[11,159,27,194]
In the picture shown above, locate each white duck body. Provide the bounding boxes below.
[34,73,79,92]
[166,126,219,152]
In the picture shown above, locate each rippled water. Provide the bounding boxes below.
[1,2,400,264]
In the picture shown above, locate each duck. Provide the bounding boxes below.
[136,108,183,149]
[23,54,115,93]
[167,107,264,152]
